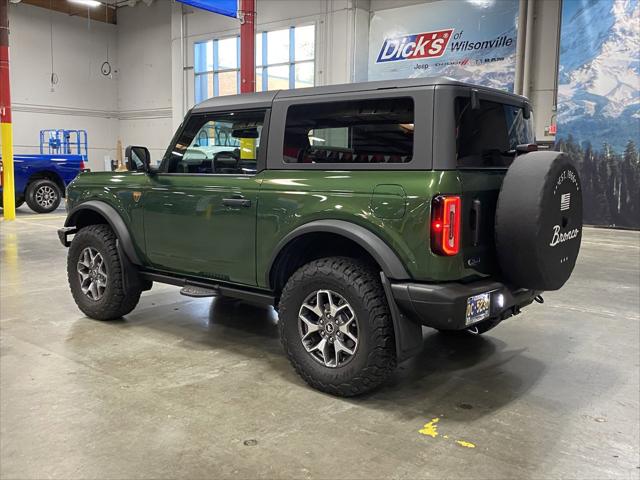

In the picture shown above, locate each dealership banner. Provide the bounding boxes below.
[368,0,519,92]
[556,0,639,228]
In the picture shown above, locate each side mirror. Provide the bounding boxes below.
[124,145,151,172]
[523,102,531,119]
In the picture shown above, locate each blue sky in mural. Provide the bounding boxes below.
[557,0,640,152]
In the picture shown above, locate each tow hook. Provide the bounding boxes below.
[534,295,544,304]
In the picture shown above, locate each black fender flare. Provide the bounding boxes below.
[267,219,411,288]
[65,201,142,265]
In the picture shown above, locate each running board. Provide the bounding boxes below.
[180,285,219,298]
[141,271,275,305]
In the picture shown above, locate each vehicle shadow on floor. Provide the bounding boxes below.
[356,331,547,422]
[124,295,549,421]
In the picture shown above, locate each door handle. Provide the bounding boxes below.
[222,195,251,208]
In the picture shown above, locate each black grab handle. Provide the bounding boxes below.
[222,196,251,208]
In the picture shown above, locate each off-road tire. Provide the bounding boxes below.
[437,317,502,336]
[279,257,396,397]
[25,179,62,213]
[67,224,142,320]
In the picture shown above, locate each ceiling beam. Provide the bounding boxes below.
[17,0,117,24]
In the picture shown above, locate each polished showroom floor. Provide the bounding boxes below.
[1,207,639,479]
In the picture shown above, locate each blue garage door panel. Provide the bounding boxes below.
[177,0,238,18]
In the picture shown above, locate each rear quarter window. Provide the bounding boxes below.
[456,98,534,169]
[283,97,414,165]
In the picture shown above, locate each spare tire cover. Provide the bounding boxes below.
[495,151,582,291]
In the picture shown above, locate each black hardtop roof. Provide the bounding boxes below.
[191,77,529,112]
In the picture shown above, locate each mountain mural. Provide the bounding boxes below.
[557,0,639,153]
[557,0,640,229]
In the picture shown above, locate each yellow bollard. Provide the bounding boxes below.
[1,121,16,220]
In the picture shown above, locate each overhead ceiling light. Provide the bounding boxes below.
[68,0,102,7]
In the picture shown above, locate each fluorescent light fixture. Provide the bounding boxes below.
[68,0,102,7]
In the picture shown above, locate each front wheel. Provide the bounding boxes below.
[26,179,61,213]
[67,224,142,320]
[278,257,396,397]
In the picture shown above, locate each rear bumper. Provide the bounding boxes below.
[390,278,539,331]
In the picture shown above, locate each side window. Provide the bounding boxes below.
[163,110,266,174]
[455,98,535,168]
[283,97,414,164]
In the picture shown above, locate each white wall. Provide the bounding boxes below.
[8,0,174,169]
[8,3,119,171]
[116,0,173,164]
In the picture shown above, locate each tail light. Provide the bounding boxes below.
[79,160,90,172]
[431,195,461,256]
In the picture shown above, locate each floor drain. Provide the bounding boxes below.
[243,439,258,446]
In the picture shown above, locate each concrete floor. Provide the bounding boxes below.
[1,206,639,480]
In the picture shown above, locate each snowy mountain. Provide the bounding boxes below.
[557,0,640,152]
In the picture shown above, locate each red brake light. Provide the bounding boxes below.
[431,195,461,256]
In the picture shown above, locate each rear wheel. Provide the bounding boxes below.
[26,179,61,213]
[278,257,396,397]
[67,224,142,320]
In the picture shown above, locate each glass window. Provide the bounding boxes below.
[267,65,290,91]
[256,67,264,92]
[194,40,213,73]
[294,25,314,61]
[194,73,214,104]
[255,33,263,67]
[267,28,290,64]
[456,98,535,168]
[295,61,314,89]
[163,110,266,175]
[217,37,238,70]
[283,98,414,164]
[194,24,315,102]
[218,70,238,96]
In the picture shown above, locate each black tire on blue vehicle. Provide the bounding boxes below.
[495,151,583,291]
[25,178,62,213]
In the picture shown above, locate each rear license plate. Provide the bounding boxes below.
[466,293,490,325]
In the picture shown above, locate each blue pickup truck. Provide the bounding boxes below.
[0,129,89,213]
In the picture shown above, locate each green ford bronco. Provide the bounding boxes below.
[59,78,583,396]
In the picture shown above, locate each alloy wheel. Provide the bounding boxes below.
[35,185,58,209]
[77,247,108,301]
[298,289,359,368]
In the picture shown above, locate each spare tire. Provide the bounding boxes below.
[495,151,582,291]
